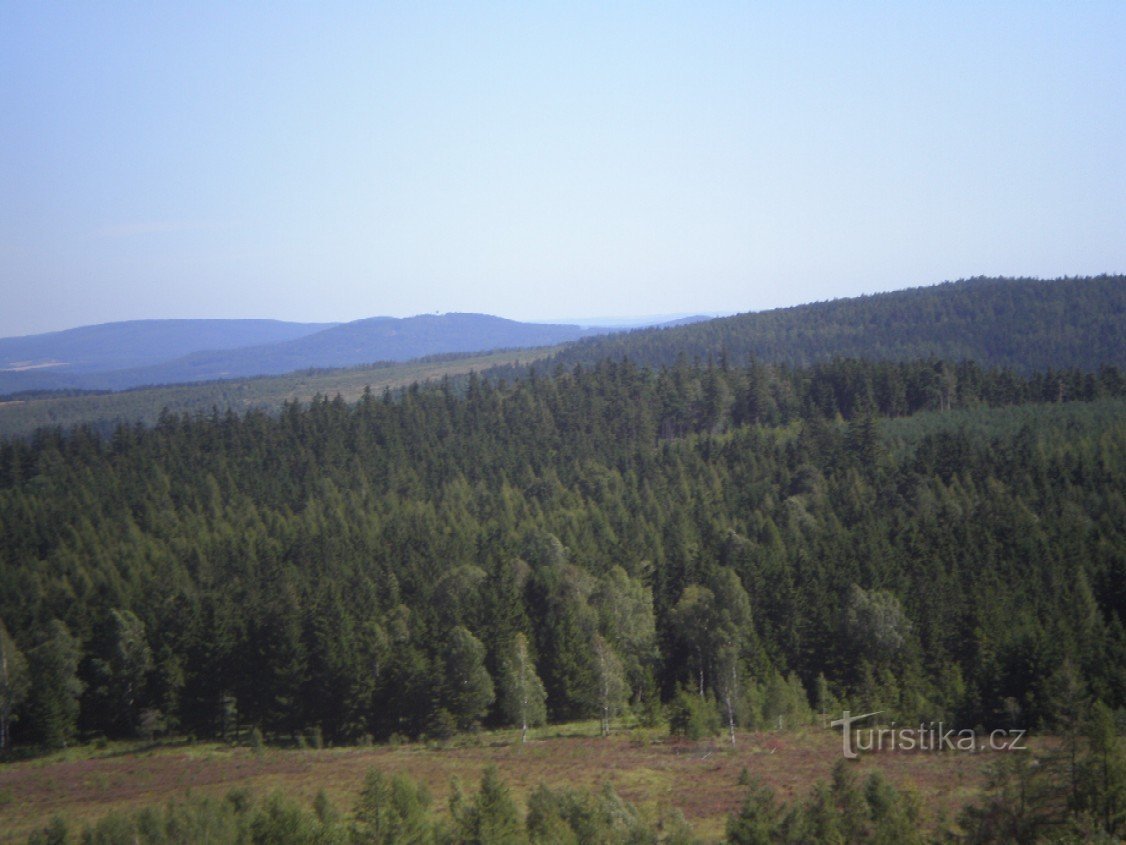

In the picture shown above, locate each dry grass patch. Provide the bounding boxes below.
[0,727,1015,843]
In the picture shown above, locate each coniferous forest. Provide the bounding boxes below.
[1,279,1125,843]
[1,355,1123,750]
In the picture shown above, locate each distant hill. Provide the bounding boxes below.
[0,319,333,392]
[544,276,1125,373]
[4,277,1121,429]
[89,313,602,389]
[0,313,604,393]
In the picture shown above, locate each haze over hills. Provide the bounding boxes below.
[0,319,334,387]
[0,313,612,394]
[545,276,1126,374]
[69,314,607,392]
[0,275,1120,439]
[7,276,1116,397]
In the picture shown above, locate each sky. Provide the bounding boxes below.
[2,2,1124,338]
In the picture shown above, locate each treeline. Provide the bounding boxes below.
[0,348,550,440]
[0,357,1124,750]
[547,276,1126,373]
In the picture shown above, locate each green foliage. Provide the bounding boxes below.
[726,778,781,845]
[526,780,665,844]
[499,633,547,742]
[440,626,494,732]
[0,351,1123,748]
[590,635,628,737]
[957,701,1126,843]
[843,585,912,666]
[727,763,924,844]
[1079,701,1126,836]
[55,769,690,845]
[451,765,525,845]
[25,620,83,749]
[58,789,348,845]
[668,686,721,741]
[83,608,153,737]
[758,672,813,731]
[354,768,436,844]
[0,616,30,751]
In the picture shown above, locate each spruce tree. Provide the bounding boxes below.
[441,626,494,732]
[26,620,84,748]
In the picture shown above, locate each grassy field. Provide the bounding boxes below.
[0,346,558,438]
[0,723,1013,843]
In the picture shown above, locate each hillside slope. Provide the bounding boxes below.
[545,276,1125,373]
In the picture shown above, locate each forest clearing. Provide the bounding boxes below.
[0,723,1028,842]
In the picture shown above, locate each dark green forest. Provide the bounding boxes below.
[548,275,1126,372]
[1,354,1123,751]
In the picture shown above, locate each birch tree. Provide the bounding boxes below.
[591,634,627,737]
[499,633,546,744]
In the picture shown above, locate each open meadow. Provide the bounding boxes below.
[0,723,1017,843]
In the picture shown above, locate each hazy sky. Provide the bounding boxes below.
[2,2,1124,337]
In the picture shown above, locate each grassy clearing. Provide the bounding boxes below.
[0,724,1013,843]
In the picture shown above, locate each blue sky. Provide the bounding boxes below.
[2,2,1124,337]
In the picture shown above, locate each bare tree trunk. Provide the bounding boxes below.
[725,664,738,746]
[0,648,9,751]
[725,694,736,746]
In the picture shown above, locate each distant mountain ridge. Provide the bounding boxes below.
[543,276,1126,374]
[89,313,605,390]
[4,276,1121,395]
[0,313,607,393]
[0,319,334,391]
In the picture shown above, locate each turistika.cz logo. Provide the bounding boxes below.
[829,711,1028,759]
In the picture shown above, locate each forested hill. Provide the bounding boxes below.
[545,276,1125,373]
